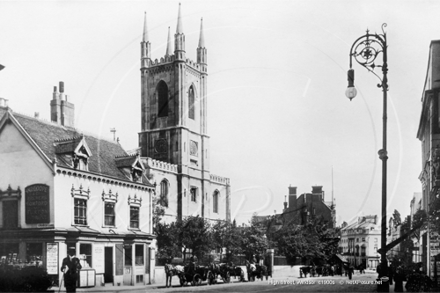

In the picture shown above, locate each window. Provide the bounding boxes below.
[3,201,18,228]
[157,81,169,117]
[190,187,197,202]
[188,86,195,119]
[71,185,90,226]
[0,186,21,229]
[26,243,43,263]
[102,189,118,227]
[130,206,139,229]
[79,243,92,268]
[74,198,87,225]
[105,202,115,226]
[160,180,169,207]
[213,191,219,213]
[135,244,144,265]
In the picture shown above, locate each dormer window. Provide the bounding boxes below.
[115,154,145,183]
[54,136,92,171]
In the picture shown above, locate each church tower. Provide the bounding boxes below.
[139,5,211,219]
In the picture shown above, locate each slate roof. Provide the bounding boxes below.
[1,108,153,187]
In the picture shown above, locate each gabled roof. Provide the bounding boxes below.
[0,109,153,187]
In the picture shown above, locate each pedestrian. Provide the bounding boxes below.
[348,264,353,280]
[61,247,82,293]
[393,266,405,292]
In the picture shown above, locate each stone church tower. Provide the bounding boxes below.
[139,5,229,222]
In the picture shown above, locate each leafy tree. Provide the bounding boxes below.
[239,215,270,260]
[273,216,339,265]
[393,216,414,268]
[178,215,213,261]
[211,220,241,262]
[155,221,181,261]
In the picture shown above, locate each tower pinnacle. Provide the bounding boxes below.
[143,12,148,42]
[166,27,172,57]
[176,3,183,34]
[198,18,205,48]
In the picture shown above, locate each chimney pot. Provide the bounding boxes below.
[34,112,39,118]
[59,81,64,93]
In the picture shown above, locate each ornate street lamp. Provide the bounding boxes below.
[346,23,389,292]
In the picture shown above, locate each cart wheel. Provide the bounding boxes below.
[193,274,202,286]
[207,271,214,285]
[225,271,231,283]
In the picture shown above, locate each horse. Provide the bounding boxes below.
[245,260,267,281]
[300,266,311,278]
[164,263,184,288]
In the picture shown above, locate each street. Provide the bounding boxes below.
[121,272,380,293]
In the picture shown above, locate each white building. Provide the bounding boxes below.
[339,215,381,269]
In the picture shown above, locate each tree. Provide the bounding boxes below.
[178,215,213,261]
[211,220,241,262]
[273,215,339,265]
[239,215,270,260]
[155,221,181,262]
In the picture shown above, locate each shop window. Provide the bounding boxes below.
[213,190,219,213]
[102,189,118,227]
[79,243,92,268]
[0,243,19,264]
[0,185,21,229]
[128,195,142,230]
[71,184,90,226]
[135,244,144,265]
[26,243,43,264]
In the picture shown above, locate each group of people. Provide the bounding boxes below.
[377,262,434,292]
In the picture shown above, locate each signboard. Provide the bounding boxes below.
[78,268,95,288]
[46,243,58,275]
[93,245,104,274]
[25,184,50,224]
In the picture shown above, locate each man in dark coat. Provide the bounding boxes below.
[61,247,82,292]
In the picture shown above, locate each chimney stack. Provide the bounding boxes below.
[50,81,74,127]
[288,185,297,211]
[0,97,8,108]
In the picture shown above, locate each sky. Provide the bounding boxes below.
[0,0,437,226]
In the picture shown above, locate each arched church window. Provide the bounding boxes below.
[157,81,169,117]
[160,179,169,207]
[213,190,219,213]
[188,86,195,120]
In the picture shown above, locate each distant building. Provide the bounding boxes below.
[410,192,422,264]
[417,40,440,277]
[339,215,381,269]
[282,186,335,228]
[387,210,402,259]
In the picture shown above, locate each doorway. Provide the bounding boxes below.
[104,247,113,283]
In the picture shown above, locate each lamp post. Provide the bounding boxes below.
[346,23,389,292]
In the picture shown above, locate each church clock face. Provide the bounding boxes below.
[154,139,167,153]
[190,140,198,157]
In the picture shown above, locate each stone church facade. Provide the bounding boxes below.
[138,5,231,223]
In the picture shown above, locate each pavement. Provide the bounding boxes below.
[49,269,404,292]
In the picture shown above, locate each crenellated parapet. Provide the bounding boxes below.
[143,157,178,173]
[210,174,230,185]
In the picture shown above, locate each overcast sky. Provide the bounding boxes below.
[0,0,437,226]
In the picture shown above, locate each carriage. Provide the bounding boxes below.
[245,260,268,281]
[179,264,216,286]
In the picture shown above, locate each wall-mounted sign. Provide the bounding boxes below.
[46,243,58,275]
[93,244,104,274]
[25,184,50,224]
